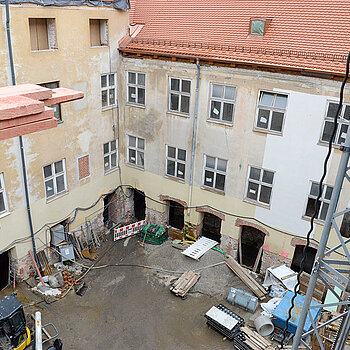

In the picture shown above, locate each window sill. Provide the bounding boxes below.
[301,215,325,226]
[164,174,185,184]
[90,45,109,48]
[0,211,10,220]
[104,167,120,176]
[46,190,69,203]
[200,185,225,196]
[102,105,118,112]
[166,110,190,118]
[253,127,283,136]
[207,119,233,127]
[31,48,58,53]
[243,198,270,210]
[126,162,145,171]
[317,141,343,150]
[126,102,146,109]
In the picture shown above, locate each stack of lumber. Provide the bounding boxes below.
[170,270,200,298]
[239,327,273,350]
[299,272,327,303]
[37,250,52,275]
[225,255,267,300]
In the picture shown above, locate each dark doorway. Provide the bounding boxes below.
[291,245,317,274]
[168,201,184,230]
[103,193,113,227]
[201,213,221,242]
[134,189,146,221]
[237,226,265,273]
[0,251,9,290]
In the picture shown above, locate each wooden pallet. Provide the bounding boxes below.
[225,255,267,300]
[170,270,200,297]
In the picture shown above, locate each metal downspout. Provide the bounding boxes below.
[187,59,200,215]
[5,0,38,261]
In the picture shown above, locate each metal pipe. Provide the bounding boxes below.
[292,131,350,349]
[5,0,37,261]
[35,311,43,350]
[187,59,200,215]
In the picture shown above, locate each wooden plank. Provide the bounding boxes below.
[225,255,267,299]
[170,270,200,297]
[242,327,272,347]
[252,245,263,273]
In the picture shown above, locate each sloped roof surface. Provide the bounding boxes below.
[120,0,350,75]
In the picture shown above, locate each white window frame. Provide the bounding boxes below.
[304,181,333,222]
[43,159,68,200]
[165,145,186,180]
[168,77,191,115]
[254,90,288,134]
[208,83,236,124]
[127,135,145,168]
[101,73,117,109]
[320,101,350,146]
[202,155,228,192]
[0,173,9,215]
[244,165,275,207]
[103,140,118,173]
[127,71,146,106]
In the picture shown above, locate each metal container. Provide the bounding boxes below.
[227,287,258,313]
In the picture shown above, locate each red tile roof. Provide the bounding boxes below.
[119,0,350,76]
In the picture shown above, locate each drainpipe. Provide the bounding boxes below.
[5,0,38,262]
[187,59,200,215]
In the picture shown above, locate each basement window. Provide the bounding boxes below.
[39,81,61,122]
[29,18,57,51]
[250,19,265,36]
[89,19,109,47]
[0,173,9,215]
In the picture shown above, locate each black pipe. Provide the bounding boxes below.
[5,0,38,262]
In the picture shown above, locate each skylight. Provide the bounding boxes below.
[250,20,265,35]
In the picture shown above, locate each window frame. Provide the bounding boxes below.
[101,73,117,110]
[244,165,275,208]
[103,140,119,174]
[303,181,334,222]
[165,145,187,181]
[43,159,68,200]
[28,18,57,51]
[168,77,191,116]
[39,81,62,122]
[126,71,146,107]
[77,154,90,180]
[127,135,145,169]
[250,19,265,35]
[0,173,9,215]
[89,19,109,47]
[320,100,350,147]
[208,83,236,124]
[254,90,289,135]
[202,155,228,193]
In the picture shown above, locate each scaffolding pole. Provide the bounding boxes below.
[292,132,350,349]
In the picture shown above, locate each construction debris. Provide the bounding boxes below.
[225,255,267,300]
[263,265,298,291]
[182,237,218,260]
[227,288,259,313]
[170,270,200,298]
[238,326,274,350]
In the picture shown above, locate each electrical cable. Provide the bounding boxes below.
[280,51,350,349]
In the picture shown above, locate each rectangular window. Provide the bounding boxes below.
[39,81,61,121]
[43,160,67,199]
[89,19,108,47]
[245,166,274,206]
[101,73,117,108]
[166,146,186,180]
[103,140,118,173]
[127,72,145,106]
[321,102,350,146]
[203,155,227,192]
[127,135,145,168]
[250,20,265,35]
[168,78,191,114]
[78,155,90,180]
[209,83,236,123]
[0,173,9,215]
[255,91,288,133]
[29,18,57,51]
[304,182,333,221]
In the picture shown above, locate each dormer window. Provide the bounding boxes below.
[250,19,265,36]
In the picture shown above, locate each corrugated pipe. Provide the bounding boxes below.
[187,59,200,215]
[5,0,38,262]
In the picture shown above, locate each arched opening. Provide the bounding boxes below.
[237,225,265,273]
[201,212,222,242]
[0,250,9,290]
[168,201,184,230]
[291,245,317,274]
[133,189,146,221]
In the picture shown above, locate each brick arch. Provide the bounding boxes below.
[159,195,187,209]
[235,218,269,236]
[196,207,225,221]
[291,237,318,250]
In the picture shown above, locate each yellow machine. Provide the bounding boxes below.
[0,294,31,350]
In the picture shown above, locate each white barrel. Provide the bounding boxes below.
[254,315,274,336]
[35,311,42,350]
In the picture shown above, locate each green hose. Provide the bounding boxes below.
[211,246,226,255]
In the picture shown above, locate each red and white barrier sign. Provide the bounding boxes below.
[114,220,146,241]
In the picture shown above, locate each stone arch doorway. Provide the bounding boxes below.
[168,200,184,230]
[201,212,222,242]
[237,225,266,273]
